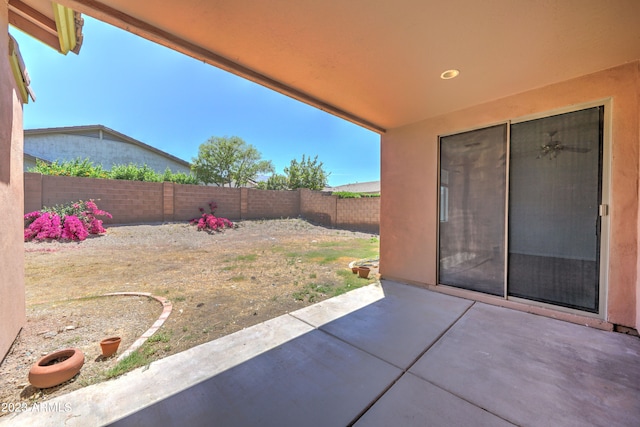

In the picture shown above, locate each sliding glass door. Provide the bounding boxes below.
[439,125,507,296]
[438,106,604,313]
[508,107,602,312]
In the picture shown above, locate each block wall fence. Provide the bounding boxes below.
[23,173,379,233]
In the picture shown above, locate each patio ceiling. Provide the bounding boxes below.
[25,0,640,132]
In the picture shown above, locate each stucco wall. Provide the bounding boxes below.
[24,133,191,174]
[0,6,26,361]
[381,62,640,329]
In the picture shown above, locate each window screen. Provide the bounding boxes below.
[508,107,602,312]
[439,124,507,296]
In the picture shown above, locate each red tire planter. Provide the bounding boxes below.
[28,348,85,389]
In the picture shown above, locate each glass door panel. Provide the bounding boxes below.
[439,125,507,296]
[508,107,602,312]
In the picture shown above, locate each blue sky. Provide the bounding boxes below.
[10,16,380,187]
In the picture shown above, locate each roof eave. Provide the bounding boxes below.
[9,0,84,55]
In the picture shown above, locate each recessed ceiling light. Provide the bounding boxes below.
[440,69,460,80]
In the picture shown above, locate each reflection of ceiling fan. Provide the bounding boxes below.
[537,130,591,159]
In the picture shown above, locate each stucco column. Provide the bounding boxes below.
[0,3,26,362]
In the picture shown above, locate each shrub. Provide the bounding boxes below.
[162,168,199,185]
[24,199,112,242]
[189,202,234,233]
[61,215,89,241]
[23,212,61,241]
[257,155,329,191]
[332,191,381,199]
[110,163,161,182]
[29,158,199,184]
[30,158,109,179]
[255,174,289,190]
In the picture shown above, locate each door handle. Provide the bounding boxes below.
[599,204,608,217]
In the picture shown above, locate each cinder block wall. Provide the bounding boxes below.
[24,172,42,214]
[300,188,336,227]
[299,189,380,233]
[245,188,299,219]
[31,174,164,224]
[24,174,379,233]
[337,197,380,233]
[173,184,241,221]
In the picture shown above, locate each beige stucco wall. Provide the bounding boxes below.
[381,62,640,329]
[0,4,26,361]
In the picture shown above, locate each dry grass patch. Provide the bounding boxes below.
[0,219,378,411]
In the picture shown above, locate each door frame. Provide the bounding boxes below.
[436,99,611,319]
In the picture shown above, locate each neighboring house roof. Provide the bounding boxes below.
[326,181,380,194]
[24,124,191,168]
[23,152,50,164]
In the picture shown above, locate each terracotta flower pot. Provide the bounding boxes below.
[358,266,370,279]
[351,266,359,274]
[28,348,85,389]
[100,336,122,357]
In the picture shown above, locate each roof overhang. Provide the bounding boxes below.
[9,0,83,55]
[8,33,34,103]
[25,1,640,132]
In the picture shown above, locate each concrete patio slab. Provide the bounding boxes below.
[3,286,403,427]
[2,313,316,426]
[290,282,386,326]
[109,329,400,427]
[292,281,473,368]
[410,302,640,427]
[4,282,639,427]
[354,373,516,427]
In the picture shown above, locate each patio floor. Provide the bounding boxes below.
[4,280,640,426]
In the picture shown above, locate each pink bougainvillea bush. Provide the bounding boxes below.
[24,199,112,242]
[189,202,234,233]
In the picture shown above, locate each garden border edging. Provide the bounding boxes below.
[102,292,172,361]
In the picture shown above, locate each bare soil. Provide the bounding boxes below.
[0,219,378,413]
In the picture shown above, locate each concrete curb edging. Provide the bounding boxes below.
[102,292,172,361]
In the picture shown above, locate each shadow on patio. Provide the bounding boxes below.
[5,281,640,426]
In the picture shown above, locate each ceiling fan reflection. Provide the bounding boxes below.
[537,130,591,159]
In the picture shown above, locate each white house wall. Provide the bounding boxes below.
[23,156,37,171]
[24,133,191,174]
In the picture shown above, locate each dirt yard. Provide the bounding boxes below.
[0,219,379,413]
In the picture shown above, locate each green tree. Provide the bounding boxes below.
[191,136,274,187]
[259,155,329,191]
[256,173,289,190]
[284,155,329,190]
